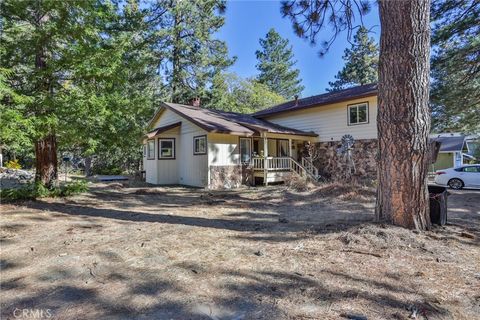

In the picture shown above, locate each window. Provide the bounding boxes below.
[147,140,155,159]
[277,140,289,157]
[193,135,207,155]
[463,166,479,173]
[348,103,369,125]
[239,138,251,164]
[158,138,175,159]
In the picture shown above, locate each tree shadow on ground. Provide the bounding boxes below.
[23,200,372,237]
[1,261,453,319]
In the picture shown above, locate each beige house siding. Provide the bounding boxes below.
[144,108,208,187]
[207,133,240,166]
[144,153,157,184]
[262,96,378,142]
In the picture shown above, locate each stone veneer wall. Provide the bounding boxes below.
[314,139,378,180]
[209,165,253,189]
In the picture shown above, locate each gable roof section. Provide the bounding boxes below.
[148,102,317,137]
[146,121,182,138]
[431,135,466,152]
[253,83,378,118]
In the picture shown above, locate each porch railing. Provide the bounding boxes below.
[301,157,319,179]
[252,157,319,181]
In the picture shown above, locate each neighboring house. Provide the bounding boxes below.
[430,133,474,171]
[466,134,480,160]
[143,83,380,188]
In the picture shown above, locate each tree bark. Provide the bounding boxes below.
[171,10,181,103]
[84,156,93,177]
[33,10,58,188]
[35,134,58,188]
[376,0,431,230]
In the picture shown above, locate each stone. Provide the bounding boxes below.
[313,139,377,181]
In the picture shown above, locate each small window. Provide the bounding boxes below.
[348,103,369,125]
[193,135,207,155]
[158,138,175,159]
[463,166,479,173]
[239,138,251,164]
[147,140,155,159]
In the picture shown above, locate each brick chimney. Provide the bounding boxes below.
[192,97,201,108]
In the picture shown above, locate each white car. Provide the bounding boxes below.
[434,165,480,189]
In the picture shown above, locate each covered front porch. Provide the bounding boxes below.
[239,133,320,185]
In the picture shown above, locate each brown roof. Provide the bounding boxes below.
[150,102,317,137]
[146,121,181,138]
[253,83,378,118]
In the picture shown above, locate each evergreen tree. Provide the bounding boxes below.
[430,0,479,134]
[328,26,379,91]
[255,28,304,99]
[0,0,156,185]
[282,0,432,230]
[147,0,235,104]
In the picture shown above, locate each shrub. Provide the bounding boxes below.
[61,180,89,196]
[0,180,89,202]
[94,165,123,175]
[5,159,21,169]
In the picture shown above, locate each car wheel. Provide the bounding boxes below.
[448,178,464,190]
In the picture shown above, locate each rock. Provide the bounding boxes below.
[0,168,34,189]
[460,232,475,239]
[341,313,367,320]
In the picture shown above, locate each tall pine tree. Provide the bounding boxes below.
[430,0,479,134]
[147,0,235,104]
[255,28,304,99]
[328,26,379,91]
[282,0,432,230]
[0,0,157,185]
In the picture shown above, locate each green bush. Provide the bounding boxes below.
[61,180,89,196]
[94,166,123,175]
[0,180,89,202]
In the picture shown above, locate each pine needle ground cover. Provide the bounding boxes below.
[0,183,478,319]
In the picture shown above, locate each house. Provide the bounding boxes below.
[143,83,379,188]
[429,133,474,171]
[143,101,318,188]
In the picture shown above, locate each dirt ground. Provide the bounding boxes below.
[1,182,479,320]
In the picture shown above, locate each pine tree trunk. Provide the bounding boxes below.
[35,134,58,188]
[171,11,181,103]
[376,0,431,230]
[33,10,58,188]
[84,156,92,177]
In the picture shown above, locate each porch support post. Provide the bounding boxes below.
[263,133,268,185]
[288,139,292,157]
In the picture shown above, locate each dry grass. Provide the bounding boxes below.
[0,182,479,319]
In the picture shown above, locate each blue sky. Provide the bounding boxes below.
[217,0,381,97]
